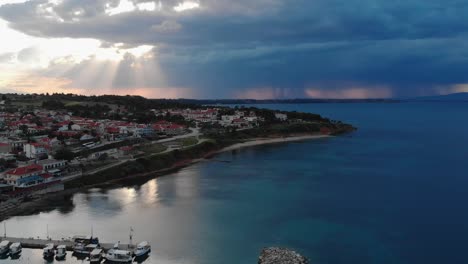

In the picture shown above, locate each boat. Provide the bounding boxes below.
[134,241,151,257]
[90,248,103,263]
[56,245,67,260]
[105,249,133,263]
[73,235,99,254]
[105,243,133,263]
[43,243,55,259]
[0,240,10,255]
[9,242,21,256]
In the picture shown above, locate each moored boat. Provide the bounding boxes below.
[9,242,21,256]
[43,243,55,259]
[56,245,67,260]
[105,243,133,263]
[134,241,151,257]
[90,248,103,263]
[73,235,99,254]
[0,240,10,255]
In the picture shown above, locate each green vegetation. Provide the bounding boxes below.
[137,143,167,155]
[179,137,198,147]
[65,140,220,188]
[53,148,75,161]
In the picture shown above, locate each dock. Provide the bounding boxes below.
[1,237,135,251]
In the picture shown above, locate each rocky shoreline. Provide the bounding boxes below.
[258,247,308,264]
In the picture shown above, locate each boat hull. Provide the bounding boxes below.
[134,248,151,257]
[9,249,21,256]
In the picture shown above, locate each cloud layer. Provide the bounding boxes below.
[1,0,468,98]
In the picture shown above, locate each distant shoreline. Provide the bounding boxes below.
[217,134,330,153]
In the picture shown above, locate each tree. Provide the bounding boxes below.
[19,124,28,135]
[54,148,75,161]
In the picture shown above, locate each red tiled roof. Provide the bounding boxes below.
[120,146,133,151]
[6,164,43,176]
[107,127,120,133]
[155,120,170,125]
[168,124,184,129]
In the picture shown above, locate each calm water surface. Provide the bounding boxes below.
[1,102,468,264]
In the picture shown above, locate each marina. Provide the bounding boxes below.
[0,234,150,263]
[0,236,135,251]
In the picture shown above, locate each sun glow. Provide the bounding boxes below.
[174,1,199,12]
[0,12,186,98]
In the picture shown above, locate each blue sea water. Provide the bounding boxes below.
[1,102,468,264]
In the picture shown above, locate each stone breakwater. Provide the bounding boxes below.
[258,247,308,264]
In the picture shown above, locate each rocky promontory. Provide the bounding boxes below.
[258,247,308,264]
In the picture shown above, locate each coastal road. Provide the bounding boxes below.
[81,132,206,177]
[151,128,201,144]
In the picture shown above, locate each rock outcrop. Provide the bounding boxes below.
[258,247,308,264]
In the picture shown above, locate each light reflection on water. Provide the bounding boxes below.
[0,171,204,264]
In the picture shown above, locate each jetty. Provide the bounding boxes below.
[1,236,135,251]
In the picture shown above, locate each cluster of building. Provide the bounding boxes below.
[159,108,281,129]
[0,109,191,194]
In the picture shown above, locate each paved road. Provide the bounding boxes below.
[151,128,200,144]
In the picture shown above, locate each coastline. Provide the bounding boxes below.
[0,133,332,222]
[217,134,330,153]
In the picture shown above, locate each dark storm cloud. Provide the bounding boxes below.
[1,0,468,98]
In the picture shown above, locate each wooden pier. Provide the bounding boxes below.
[1,236,134,251]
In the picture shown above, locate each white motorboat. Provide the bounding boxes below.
[56,245,67,260]
[43,243,55,259]
[90,248,103,263]
[0,240,10,255]
[134,241,151,257]
[105,244,133,263]
[9,242,21,256]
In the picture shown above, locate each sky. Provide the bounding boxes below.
[0,0,468,99]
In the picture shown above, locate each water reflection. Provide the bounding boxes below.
[141,179,159,205]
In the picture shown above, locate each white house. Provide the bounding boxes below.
[23,143,48,159]
[37,159,67,171]
[275,113,288,121]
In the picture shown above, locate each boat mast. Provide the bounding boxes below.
[129,227,133,248]
[46,224,49,239]
[3,222,5,238]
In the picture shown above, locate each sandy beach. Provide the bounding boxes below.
[217,134,331,153]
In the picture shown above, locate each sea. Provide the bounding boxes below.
[1,102,468,264]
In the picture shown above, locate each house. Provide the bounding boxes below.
[118,146,133,156]
[135,126,155,137]
[80,134,95,141]
[165,124,185,135]
[23,143,49,159]
[4,164,43,186]
[37,159,67,172]
[9,139,27,152]
[232,118,249,128]
[275,113,288,121]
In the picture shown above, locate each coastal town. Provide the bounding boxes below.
[0,93,355,217]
